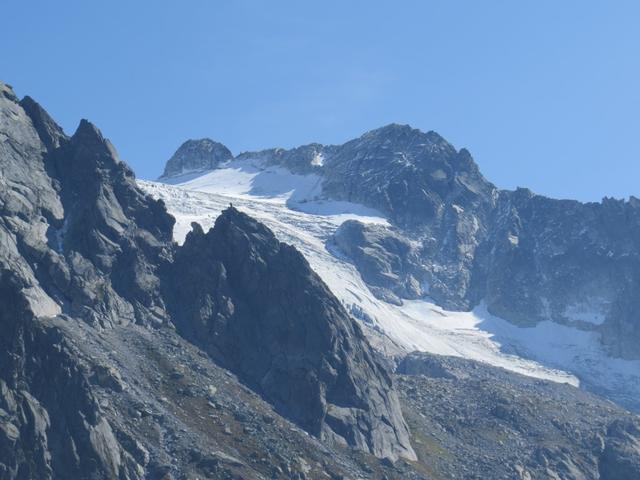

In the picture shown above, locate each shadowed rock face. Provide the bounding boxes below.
[165,209,416,461]
[321,124,495,227]
[161,138,233,178]
[0,81,175,478]
[0,80,417,477]
[599,419,640,480]
[320,131,640,359]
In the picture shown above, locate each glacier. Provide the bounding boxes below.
[140,158,640,409]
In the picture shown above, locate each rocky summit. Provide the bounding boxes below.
[2,78,640,480]
[161,139,233,178]
[164,208,415,461]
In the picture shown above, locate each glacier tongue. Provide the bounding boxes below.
[140,161,640,409]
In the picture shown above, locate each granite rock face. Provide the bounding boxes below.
[0,270,142,480]
[599,419,640,480]
[165,209,416,461]
[321,129,640,360]
[479,190,640,350]
[161,138,233,178]
[0,81,174,478]
[0,80,417,476]
[321,124,495,228]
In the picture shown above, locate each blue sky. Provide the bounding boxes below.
[3,1,639,201]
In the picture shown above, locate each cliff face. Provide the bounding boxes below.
[0,269,142,479]
[0,82,152,479]
[165,209,415,460]
[330,174,640,358]
[0,80,416,478]
[478,190,640,355]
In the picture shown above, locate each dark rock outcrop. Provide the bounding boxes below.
[236,143,338,175]
[599,419,640,480]
[165,209,416,461]
[0,81,176,478]
[321,124,495,227]
[161,138,233,178]
[318,128,640,359]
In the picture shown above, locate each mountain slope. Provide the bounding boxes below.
[3,79,640,480]
[398,352,640,480]
[152,127,640,412]
[0,80,417,478]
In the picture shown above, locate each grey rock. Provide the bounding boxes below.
[5,76,640,480]
[0,269,142,479]
[165,209,416,461]
[321,124,494,227]
[161,139,233,178]
[331,220,427,305]
[398,351,640,480]
[0,80,419,476]
[93,365,127,392]
[599,419,640,480]
[237,143,338,175]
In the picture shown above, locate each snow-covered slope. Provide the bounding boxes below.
[139,159,640,410]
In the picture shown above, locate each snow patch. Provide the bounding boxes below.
[311,152,324,167]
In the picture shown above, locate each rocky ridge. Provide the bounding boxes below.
[0,80,415,478]
[164,208,415,461]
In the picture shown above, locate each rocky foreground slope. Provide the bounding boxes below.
[2,80,640,479]
[397,353,640,480]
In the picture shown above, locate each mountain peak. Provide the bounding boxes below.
[161,138,233,178]
[0,81,17,102]
[364,123,448,142]
[169,206,416,461]
[20,96,67,150]
[73,119,106,145]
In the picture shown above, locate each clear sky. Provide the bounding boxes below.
[3,1,639,201]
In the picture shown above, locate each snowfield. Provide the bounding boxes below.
[139,159,640,408]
